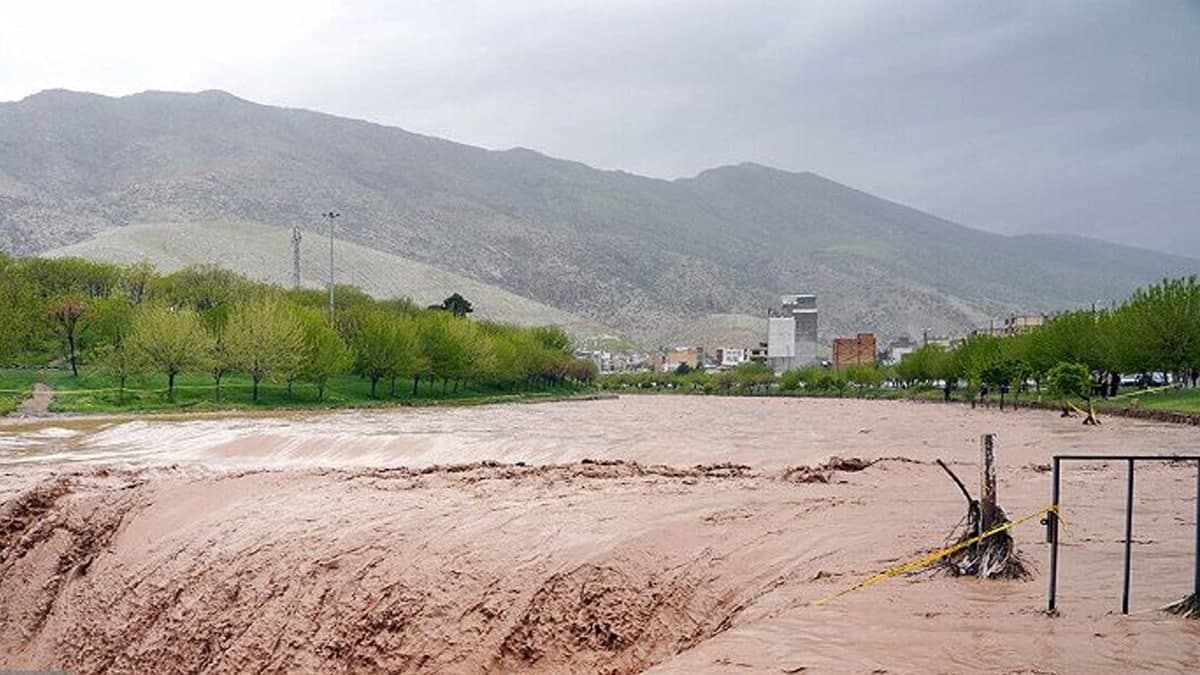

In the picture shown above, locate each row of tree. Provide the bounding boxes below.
[894,276,1200,398]
[600,361,889,396]
[0,254,597,401]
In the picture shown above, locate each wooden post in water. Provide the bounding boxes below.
[979,433,998,578]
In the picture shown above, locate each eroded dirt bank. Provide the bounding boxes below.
[2,397,1199,673]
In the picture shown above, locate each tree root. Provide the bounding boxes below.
[939,503,1034,580]
[934,460,1031,580]
[1163,594,1200,619]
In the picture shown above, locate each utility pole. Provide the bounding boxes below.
[323,211,340,321]
[291,227,303,290]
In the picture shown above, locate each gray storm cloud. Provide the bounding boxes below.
[5,0,1198,255]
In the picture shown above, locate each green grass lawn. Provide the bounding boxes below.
[1097,387,1200,415]
[0,369,39,415]
[0,368,589,415]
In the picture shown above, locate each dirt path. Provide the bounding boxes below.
[15,383,54,417]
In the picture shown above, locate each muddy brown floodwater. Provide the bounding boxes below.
[1,395,1199,673]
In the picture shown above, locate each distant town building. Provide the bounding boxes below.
[922,332,955,349]
[1004,313,1049,334]
[715,347,748,368]
[971,323,1007,338]
[748,342,769,364]
[573,349,652,373]
[648,352,666,372]
[664,347,704,372]
[882,336,917,366]
[767,293,818,372]
[970,313,1052,339]
[833,333,877,370]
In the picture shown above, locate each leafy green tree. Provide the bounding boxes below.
[94,340,144,404]
[394,315,430,397]
[21,257,120,299]
[47,295,88,376]
[224,298,308,402]
[297,308,352,399]
[479,324,529,389]
[953,334,1002,391]
[1046,362,1092,402]
[419,312,471,393]
[447,316,494,391]
[1027,310,1107,378]
[208,329,234,401]
[440,292,474,316]
[353,310,416,398]
[120,260,157,306]
[88,295,135,353]
[127,306,213,401]
[150,265,256,319]
[0,264,41,366]
[531,326,572,354]
[1120,276,1200,381]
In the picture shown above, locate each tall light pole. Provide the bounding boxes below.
[291,226,303,290]
[323,211,340,321]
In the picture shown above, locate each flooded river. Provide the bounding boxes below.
[2,396,1198,673]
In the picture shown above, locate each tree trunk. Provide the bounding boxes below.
[371,376,379,398]
[68,330,78,377]
[390,375,397,397]
[318,381,326,400]
[214,373,223,401]
[252,377,260,402]
[412,375,420,397]
[168,371,176,402]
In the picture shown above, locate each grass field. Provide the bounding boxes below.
[0,368,589,416]
[1097,386,1200,414]
[0,371,36,415]
[903,382,1200,417]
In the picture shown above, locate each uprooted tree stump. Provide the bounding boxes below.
[1070,401,1102,426]
[935,435,1032,580]
[1164,594,1200,619]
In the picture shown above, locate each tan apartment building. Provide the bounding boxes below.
[663,347,704,371]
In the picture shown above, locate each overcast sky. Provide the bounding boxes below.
[3,0,1198,256]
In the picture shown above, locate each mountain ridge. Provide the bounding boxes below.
[2,88,1195,345]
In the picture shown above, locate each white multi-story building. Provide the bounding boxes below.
[767,293,818,372]
[716,348,747,368]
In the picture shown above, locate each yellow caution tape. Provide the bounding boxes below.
[814,504,1061,606]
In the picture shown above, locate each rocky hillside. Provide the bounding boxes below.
[2,89,1196,345]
